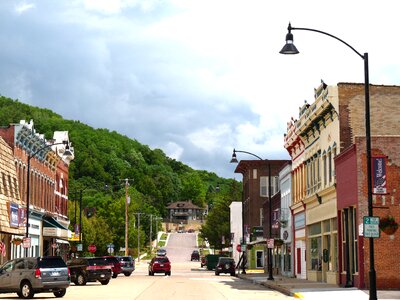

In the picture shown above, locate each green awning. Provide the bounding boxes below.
[43,217,68,230]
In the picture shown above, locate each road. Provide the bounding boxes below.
[0,233,291,300]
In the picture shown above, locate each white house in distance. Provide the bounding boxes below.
[230,201,242,264]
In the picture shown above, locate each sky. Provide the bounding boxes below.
[0,0,399,179]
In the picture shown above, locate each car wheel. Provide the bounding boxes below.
[166,271,171,276]
[230,272,236,276]
[76,273,87,286]
[100,279,110,285]
[124,272,132,277]
[19,280,34,299]
[53,288,67,298]
[112,273,118,278]
[215,271,219,276]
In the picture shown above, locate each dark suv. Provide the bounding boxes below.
[0,256,70,298]
[215,257,235,276]
[116,256,135,276]
[191,250,200,261]
[67,257,112,285]
[102,256,122,278]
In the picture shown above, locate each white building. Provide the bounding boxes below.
[229,201,242,264]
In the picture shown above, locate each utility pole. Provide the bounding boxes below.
[150,215,153,254]
[137,213,141,262]
[120,179,133,256]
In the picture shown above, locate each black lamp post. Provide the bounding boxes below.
[25,141,71,257]
[280,23,376,300]
[230,149,274,280]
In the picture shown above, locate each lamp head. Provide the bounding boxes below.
[230,149,239,163]
[279,23,299,55]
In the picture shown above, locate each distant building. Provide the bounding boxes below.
[166,200,204,222]
[229,201,242,264]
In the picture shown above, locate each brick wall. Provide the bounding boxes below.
[338,83,400,150]
[355,136,400,289]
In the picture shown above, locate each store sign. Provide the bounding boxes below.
[267,238,274,249]
[252,226,263,236]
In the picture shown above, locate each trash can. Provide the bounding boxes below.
[206,254,225,270]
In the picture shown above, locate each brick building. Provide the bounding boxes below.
[0,120,74,259]
[0,136,25,264]
[334,82,400,290]
[286,82,400,288]
[234,159,289,271]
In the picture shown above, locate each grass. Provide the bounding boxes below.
[158,240,166,247]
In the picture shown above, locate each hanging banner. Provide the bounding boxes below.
[373,156,387,194]
[9,203,19,228]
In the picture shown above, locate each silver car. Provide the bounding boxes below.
[0,256,70,298]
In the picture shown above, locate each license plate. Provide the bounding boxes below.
[160,264,164,267]
[51,272,60,276]
[101,274,105,277]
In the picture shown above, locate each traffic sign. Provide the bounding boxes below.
[88,244,97,253]
[363,216,380,238]
[22,237,31,249]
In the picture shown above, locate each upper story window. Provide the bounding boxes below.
[260,176,280,197]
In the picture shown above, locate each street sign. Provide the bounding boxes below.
[267,238,274,249]
[236,244,241,252]
[363,216,380,238]
[22,237,31,249]
[77,244,83,251]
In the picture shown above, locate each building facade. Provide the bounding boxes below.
[234,159,289,273]
[0,136,25,264]
[0,120,74,260]
[334,82,400,289]
[229,201,242,265]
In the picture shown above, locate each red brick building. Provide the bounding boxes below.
[0,120,74,259]
[335,83,400,289]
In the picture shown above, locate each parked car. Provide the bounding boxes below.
[67,257,112,285]
[102,256,122,278]
[188,229,195,233]
[215,257,236,276]
[156,248,167,256]
[116,256,135,276]
[148,256,171,276]
[0,256,70,299]
[191,250,200,261]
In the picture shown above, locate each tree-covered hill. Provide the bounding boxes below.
[0,95,240,255]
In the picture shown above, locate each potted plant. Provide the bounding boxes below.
[12,237,23,246]
[379,216,399,235]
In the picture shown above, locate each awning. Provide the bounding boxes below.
[56,239,69,244]
[43,217,68,230]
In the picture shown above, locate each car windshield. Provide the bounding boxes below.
[87,258,108,266]
[118,256,132,262]
[155,257,169,263]
[219,258,234,264]
[37,256,66,268]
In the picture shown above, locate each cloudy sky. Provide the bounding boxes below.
[0,0,399,179]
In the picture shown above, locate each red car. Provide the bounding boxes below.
[103,256,122,278]
[148,256,171,276]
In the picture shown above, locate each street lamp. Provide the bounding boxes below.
[280,23,376,300]
[230,149,274,280]
[25,141,72,256]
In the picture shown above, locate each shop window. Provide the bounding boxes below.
[309,223,321,236]
[310,237,322,271]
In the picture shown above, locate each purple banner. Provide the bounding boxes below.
[373,157,387,194]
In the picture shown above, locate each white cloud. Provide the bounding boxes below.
[15,2,35,15]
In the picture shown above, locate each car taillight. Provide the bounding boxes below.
[35,268,41,279]
[68,268,71,280]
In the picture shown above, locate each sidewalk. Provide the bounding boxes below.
[237,271,400,299]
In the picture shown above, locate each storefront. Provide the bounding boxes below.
[42,216,70,260]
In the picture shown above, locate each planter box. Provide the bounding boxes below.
[326,271,338,284]
[308,270,322,282]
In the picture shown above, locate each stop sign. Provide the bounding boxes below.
[88,244,97,253]
[236,244,241,252]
